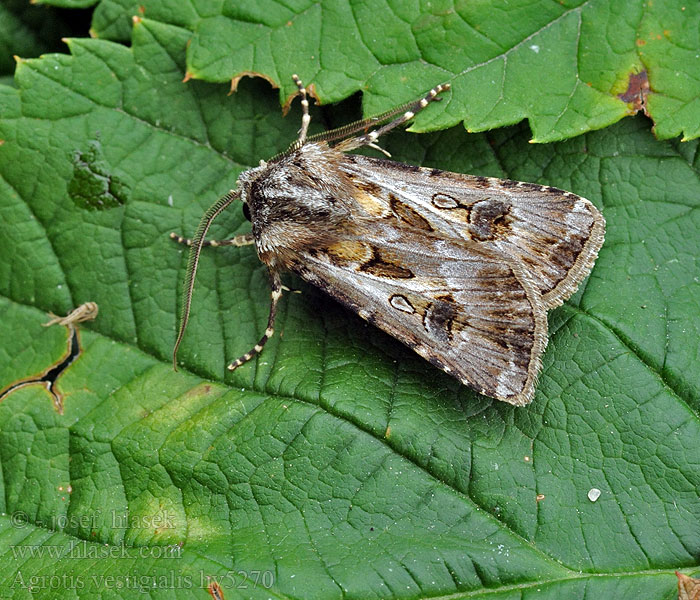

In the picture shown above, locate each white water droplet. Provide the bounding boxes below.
[588,488,601,502]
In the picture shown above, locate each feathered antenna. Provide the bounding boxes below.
[172,190,240,369]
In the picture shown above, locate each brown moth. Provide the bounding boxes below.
[172,76,605,406]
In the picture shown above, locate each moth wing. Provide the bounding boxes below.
[339,155,605,309]
[289,234,547,406]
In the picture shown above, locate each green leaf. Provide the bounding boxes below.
[39,0,700,141]
[0,15,699,600]
[0,0,93,76]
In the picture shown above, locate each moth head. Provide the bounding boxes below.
[240,144,352,220]
[236,162,272,224]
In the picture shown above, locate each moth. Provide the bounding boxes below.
[172,76,605,406]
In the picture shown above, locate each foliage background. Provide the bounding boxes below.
[0,1,698,598]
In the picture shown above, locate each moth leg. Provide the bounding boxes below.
[228,270,283,371]
[292,74,311,144]
[281,284,302,294]
[336,82,450,152]
[366,142,392,158]
[170,232,255,248]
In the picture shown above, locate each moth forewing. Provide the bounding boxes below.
[336,155,606,310]
[172,76,605,406]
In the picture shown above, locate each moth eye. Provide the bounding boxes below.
[242,202,251,222]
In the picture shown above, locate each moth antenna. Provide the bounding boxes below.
[302,103,418,146]
[336,82,450,152]
[292,74,311,144]
[172,190,240,370]
[303,82,450,148]
[227,270,282,371]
